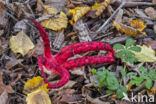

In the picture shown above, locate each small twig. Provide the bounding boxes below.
[36,14,59,22]
[113,1,156,7]
[91,2,126,39]
[93,32,113,41]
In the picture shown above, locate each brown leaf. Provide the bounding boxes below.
[144,7,156,19]
[5,57,23,70]
[0,72,14,95]
[0,0,5,12]
[28,39,44,57]
[0,37,8,56]
[87,0,112,18]
[0,90,8,104]
[152,0,156,4]
[10,3,34,18]
[36,0,44,12]
[0,6,8,27]
[144,40,156,51]
[52,89,82,103]
[44,0,66,11]
[154,25,156,33]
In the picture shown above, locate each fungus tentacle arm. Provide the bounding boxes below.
[55,42,114,64]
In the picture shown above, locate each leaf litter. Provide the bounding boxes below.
[0,0,156,104]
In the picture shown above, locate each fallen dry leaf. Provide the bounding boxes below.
[0,0,5,12]
[50,80,77,93]
[5,57,23,70]
[36,0,44,12]
[82,84,106,104]
[40,5,68,31]
[44,0,66,11]
[87,0,112,18]
[10,3,34,18]
[26,89,51,104]
[52,89,82,103]
[113,21,147,37]
[144,7,156,19]
[0,4,8,27]
[152,0,156,4]
[0,72,14,95]
[0,90,8,104]
[69,6,91,24]
[28,39,44,57]
[0,37,8,56]
[9,31,35,56]
[129,19,146,32]
[154,25,156,33]
[133,45,156,62]
[144,40,156,50]
[23,76,49,95]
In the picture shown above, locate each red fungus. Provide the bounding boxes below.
[27,18,115,89]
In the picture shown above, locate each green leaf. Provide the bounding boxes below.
[91,68,97,74]
[113,44,125,50]
[126,39,135,48]
[128,46,141,52]
[116,50,125,58]
[106,72,119,90]
[106,90,114,94]
[128,57,137,64]
[121,69,126,77]
[130,80,137,85]
[116,86,127,98]
[139,66,147,74]
[127,72,135,78]
[125,50,135,57]
[145,79,152,89]
[96,70,107,87]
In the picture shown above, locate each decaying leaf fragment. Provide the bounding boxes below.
[87,0,112,18]
[23,76,49,95]
[9,31,34,56]
[40,5,68,31]
[113,21,147,37]
[26,89,51,104]
[129,19,146,31]
[69,6,91,24]
[0,72,14,95]
[133,45,156,62]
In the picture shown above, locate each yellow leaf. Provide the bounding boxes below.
[133,45,156,62]
[40,5,68,31]
[26,89,51,104]
[87,0,112,18]
[129,19,146,32]
[69,6,91,24]
[42,5,58,15]
[113,21,147,37]
[9,31,34,56]
[23,76,49,95]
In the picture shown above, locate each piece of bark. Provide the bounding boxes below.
[53,30,65,49]
[73,19,91,42]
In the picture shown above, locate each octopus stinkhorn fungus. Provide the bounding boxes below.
[27,18,115,89]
